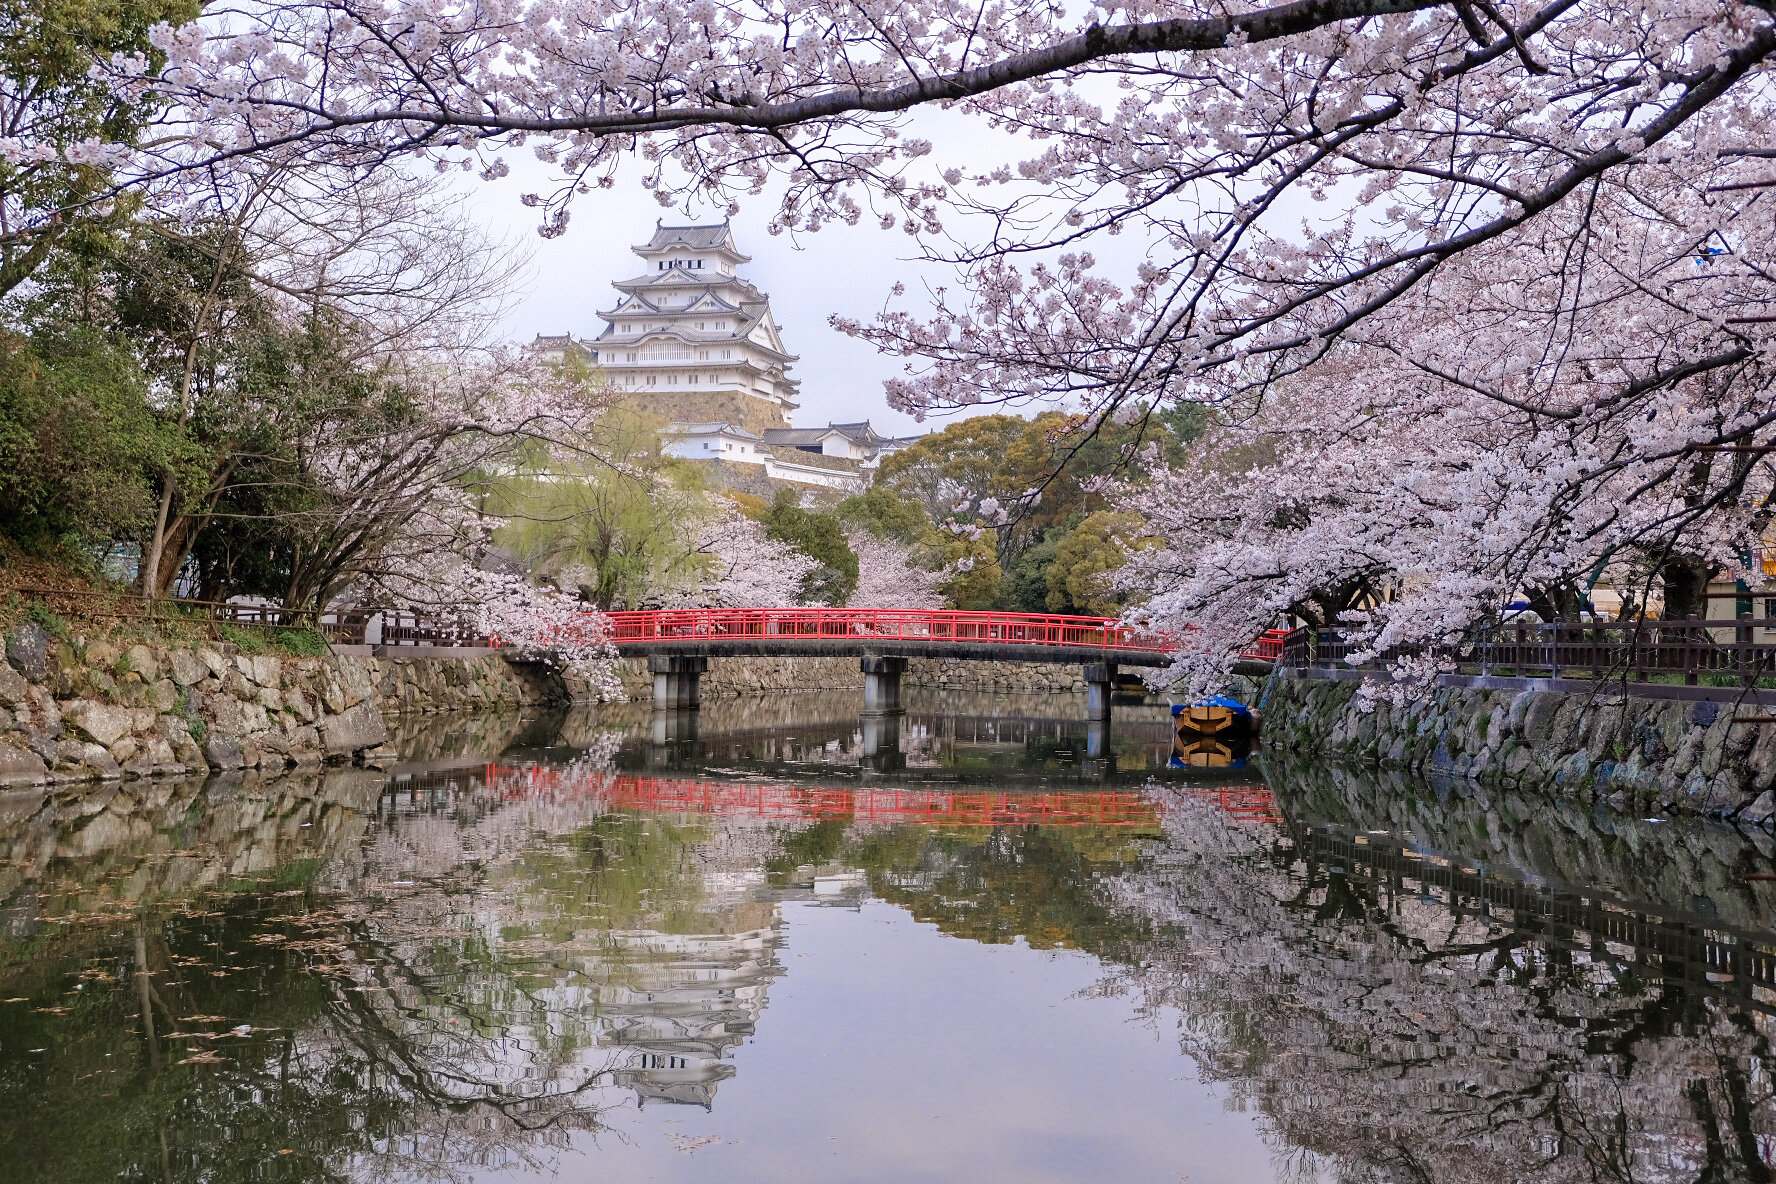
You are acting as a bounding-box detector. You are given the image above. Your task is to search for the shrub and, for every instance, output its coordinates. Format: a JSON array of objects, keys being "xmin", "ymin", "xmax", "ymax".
[
  {"xmin": 277, "ymin": 629, "xmax": 328, "ymax": 658},
  {"xmin": 214, "ymin": 622, "xmax": 267, "ymax": 654},
  {"xmin": 24, "ymin": 602, "xmax": 68, "ymax": 640}
]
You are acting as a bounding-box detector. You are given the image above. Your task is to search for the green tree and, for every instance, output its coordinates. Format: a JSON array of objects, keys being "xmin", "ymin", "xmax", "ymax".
[
  {"xmin": 0, "ymin": 0, "xmax": 197, "ymax": 296},
  {"xmin": 0, "ymin": 327, "xmax": 201, "ymax": 550},
  {"xmin": 496, "ymin": 411, "xmax": 715, "ymax": 609},
  {"xmin": 1001, "ymin": 527, "xmax": 1063, "ymax": 613},
  {"xmin": 876, "ymin": 406, "xmax": 1208, "ymax": 575},
  {"xmin": 762, "ymin": 488, "xmax": 858, "ymax": 605},
  {"xmin": 1046, "ymin": 510, "xmax": 1155, "ymax": 616},
  {"xmin": 835, "ymin": 485, "xmax": 930, "ymax": 544},
  {"xmin": 932, "ymin": 526, "xmax": 1001, "ymax": 609}
]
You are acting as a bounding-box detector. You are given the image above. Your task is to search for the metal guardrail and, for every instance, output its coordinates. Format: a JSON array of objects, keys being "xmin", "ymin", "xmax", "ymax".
[
  {"xmin": 8, "ymin": 586, "xmax": 377, "ymax": 643},
  {"xmin": 6, "ymin": 588, "xmax": 488, "ymax": 648},
  {"xmin": 1278, "ymin": 617, "xmax": 1776, "ymax": 685}
]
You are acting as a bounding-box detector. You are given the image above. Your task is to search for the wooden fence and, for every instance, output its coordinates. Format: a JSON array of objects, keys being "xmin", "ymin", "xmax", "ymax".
[{"xmin": 7, "ymin": 588, "xmax": 484, "ymax": 648}]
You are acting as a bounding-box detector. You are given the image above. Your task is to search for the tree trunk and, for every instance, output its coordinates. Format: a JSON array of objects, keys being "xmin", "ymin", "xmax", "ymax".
[{"xmin": 1661, "ymin": 556, "xmax": 1713, "ymax": 621}]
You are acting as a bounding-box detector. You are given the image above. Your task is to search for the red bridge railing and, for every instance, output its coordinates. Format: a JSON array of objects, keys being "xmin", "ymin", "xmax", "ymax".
[
  {"xmin": 602, "ymin": 609, "xmax": 1291, "ymax": 661},
  {"xmin": 601, "ymin": 607, "xmax": 1175, "ymax": 653}
]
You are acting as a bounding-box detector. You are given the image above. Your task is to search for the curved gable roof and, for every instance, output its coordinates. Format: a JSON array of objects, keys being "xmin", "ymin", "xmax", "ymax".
[{"xmin": 632, "ymin": 221, "xmax": 751, "ymax": 262}]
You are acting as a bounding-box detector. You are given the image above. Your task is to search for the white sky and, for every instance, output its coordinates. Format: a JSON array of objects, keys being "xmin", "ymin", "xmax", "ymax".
[
  {"xmin": 463, "ymin": 98, "xmax": 1325, "ymax": 437},
  {"xmin": 469, "ymin": 156, "xmax": 971, "ymax": 437},
  {"xmin": 465, "ymin": 101, "xmax": 1176, "ymax": 437}
]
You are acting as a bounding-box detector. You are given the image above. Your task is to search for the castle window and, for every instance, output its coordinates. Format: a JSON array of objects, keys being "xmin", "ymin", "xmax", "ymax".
[{"xmin": 721, "ymin": 349, "xmax": 731, "ymax": 359}]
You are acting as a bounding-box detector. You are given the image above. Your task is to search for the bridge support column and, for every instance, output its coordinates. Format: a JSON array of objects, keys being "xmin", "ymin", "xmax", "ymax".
[
  {"xmin": 647, "ymin": 707, "xmax": 701, "ymax": 769},
  {"xmin": 861, "ymin": 654, "xmax": 908, "ymax": 713},
  {"xmin": 1083, "ymin": 719, "xmax": 1115, "ymax": 779},
  {"xmin": 1083, "ymin": 661, "xmax": 1118, "ymax": 721},
  {"xmin": 649, "ymin": 654, "xmax": 707, "ymax": 709},
  {"xmin": 858, "ymin": 710, "xmax": 906, "ymax": 773}
]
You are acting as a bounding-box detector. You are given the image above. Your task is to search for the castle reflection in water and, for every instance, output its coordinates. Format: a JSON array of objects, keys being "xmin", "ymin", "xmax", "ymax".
[{"xmin": 5, "ymin": 691, "xmax": 1776, "ymax": 1184}]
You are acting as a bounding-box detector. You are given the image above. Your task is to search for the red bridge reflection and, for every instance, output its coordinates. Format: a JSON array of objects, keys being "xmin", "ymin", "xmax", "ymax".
[{"xmin": 482, "ymin": 764, "xmax": 1280, "ymax": 827}]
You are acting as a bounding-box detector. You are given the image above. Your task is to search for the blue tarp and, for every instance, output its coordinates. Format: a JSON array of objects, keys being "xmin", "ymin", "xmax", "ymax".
[{"xmin": 1172, "ymin": 695, "xmax": 1251, "ymax": 719}]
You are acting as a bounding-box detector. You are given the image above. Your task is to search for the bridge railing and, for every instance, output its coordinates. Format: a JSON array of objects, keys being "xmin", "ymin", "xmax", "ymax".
[
  {"xmin": 1276, "ymin": 616, "xmax": 1776, "ymax": 685},
  {"xmin": 601, "ymin": 607, "xmax": 1174, "ymax": 653}
]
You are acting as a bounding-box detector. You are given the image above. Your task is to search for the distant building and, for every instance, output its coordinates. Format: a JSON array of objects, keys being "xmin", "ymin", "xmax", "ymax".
[{"xmin": 535, "ymin": 221, "xmax": 922, "ymax": 497}]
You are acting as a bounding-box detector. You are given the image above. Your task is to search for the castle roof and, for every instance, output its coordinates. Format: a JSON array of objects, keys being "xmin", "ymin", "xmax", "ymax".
[
  {"xmin": 666, "ymin": 421, "xmax": 762, "ymax": 440},
  {"xmin": 633, "ymin": 220, "xmax": 750, "ymax": 263},
  {"xmin": 765, "ymin": 421, "xmax": 892, "ymax": 447}
]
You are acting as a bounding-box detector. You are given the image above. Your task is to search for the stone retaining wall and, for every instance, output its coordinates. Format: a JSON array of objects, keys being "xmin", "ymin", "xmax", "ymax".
[
  {"xmin": 1265, "ymin": 671, "xmax": 1776, "ymax": 822},
  {"xmin": 0, "ymin": 623, "xmax": 1088, "ymax": 788},
  {"xmin": 0, "ymin": 623, "xmax": 586, "ymax": 788},
  {"xmin": 607, "ymin": 654, "xmax": 1085, "ymax": 698}
]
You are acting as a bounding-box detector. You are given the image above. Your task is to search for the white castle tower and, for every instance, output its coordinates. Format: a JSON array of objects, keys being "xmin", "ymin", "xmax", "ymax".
[
  {"xmin": 590, "ymin": 221, "xmax": 799, "ymax": 434},
  {"xmin": 531, "ymin": 220, "xmax": 922, "ymax": 493}
]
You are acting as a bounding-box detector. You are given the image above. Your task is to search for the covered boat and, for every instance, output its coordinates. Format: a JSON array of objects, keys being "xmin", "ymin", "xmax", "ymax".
[{"xmin": 1172, "ymin": 695, "xmax": 1261, "ymax": 741}]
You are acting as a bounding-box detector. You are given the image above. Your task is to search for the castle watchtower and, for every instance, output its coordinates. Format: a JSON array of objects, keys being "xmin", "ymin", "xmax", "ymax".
[{"xmin": 593, "ymin": 221, "xmax": 800, "ymax": 435}]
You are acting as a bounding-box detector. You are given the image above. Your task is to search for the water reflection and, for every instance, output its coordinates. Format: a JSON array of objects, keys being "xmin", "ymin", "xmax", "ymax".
[{"xmin": 0, "ymin": 694, "xmax": 1773, "ymax": 1182}]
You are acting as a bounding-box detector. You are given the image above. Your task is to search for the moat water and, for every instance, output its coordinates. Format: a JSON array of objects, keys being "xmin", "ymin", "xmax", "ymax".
[{"xmin": 3, "ymin": 688, "xmax": 1776, "ymax": 1182}]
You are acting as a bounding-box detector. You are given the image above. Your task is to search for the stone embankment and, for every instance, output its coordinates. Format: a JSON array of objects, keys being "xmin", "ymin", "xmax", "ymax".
[
  {"xmin": 607, "ymin": 655, "xmax": 1085, "ymax": 697},
  {"xmin": 1266, "ymin": 670, "xmax": 1776, "ymax": 822},
  {"xmin": 0, "ymin": 624, "xmax": 1091, "ymax": 788},
  {"xmin": 0, "ymin": 622, "xmax": 572, "ymax": 788}
]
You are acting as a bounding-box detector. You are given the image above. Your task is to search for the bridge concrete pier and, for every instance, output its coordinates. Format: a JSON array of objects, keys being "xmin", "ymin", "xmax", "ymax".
[
  {"xmin": 647, "ymin": 707, "xmax": 701, "ymax": 769},
  {"xmin": 861, "ymin": 654, "xmax": 909, "ymax": 712},
  {"xmin": 649, "ymin": 654, "xmax": 708, "ymax": 709},
  {"xmin": 858, "ymin": 711, "xmax": 906, "ymax": 773},
  {"xmin": 650, "ymin": 706, "xmax": 701, "ymax": 745},
  {"xmin": 1083, "ymin": 662, "xmax": 1118, "ymax": 721},
  {"xmin": 1083, "ymin": 719, "xmax": 1115, "ymax": 778}
]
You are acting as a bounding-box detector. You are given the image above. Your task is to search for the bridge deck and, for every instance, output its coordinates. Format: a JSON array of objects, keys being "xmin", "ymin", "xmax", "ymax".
[
  {"xmin": 600, "ymin": 608, "xmax": 1285, "ymax": 668},
  {"xmin": 608, "ymin": 635, "xmax": 1171, "ymax": 666}
]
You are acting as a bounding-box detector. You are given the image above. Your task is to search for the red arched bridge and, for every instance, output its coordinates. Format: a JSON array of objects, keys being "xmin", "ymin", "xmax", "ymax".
[
  {"xmin": 592, "ymin": 608, "xmax": 1286, "ymax": 715},
  {"xmin": 600, "ymin": 608, "xmax": 1244, "ymax": 665}
]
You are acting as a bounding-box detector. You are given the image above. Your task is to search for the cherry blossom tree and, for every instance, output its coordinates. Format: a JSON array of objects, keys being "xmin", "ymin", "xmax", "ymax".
[
  {"xmin": 32, "ymin": 0, "xmax": 1776, "ymax": 673},
  {"xmin": 1112, "ymin": 205, "xmax": 1776, "ymax": 694},
  {"xmin": 661, "ymin": 497, "xmax": 819, "ymax": 607},
  {"xmin": 847, "ymin": 529, "xmax": 944, "ymax": 609}
]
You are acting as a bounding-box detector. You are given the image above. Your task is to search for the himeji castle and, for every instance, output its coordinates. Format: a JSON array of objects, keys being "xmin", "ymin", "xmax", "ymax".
[{"xmin": 534, "ymin": 221, "xmax": 919, "ymax": 496}]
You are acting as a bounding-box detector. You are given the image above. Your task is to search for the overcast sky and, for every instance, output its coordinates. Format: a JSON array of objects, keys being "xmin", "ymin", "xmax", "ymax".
[
  {"xmin": 461, "ymin": 96, "xmax": 1188, "ymax": 439},
  {"xmin": 469, "ymin": 157, "xmax": 972, "ymax": 437}
]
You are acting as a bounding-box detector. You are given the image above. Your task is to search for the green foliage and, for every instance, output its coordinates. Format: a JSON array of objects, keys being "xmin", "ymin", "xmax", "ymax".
[
  {"xmin": 876, "ymin": 406, "xmax": 1205, "ymax": 563},
  {"xmin": 1001, "ymin": 528, "xmax": 1063, "ymax": 613},
  {"xmin": 174, "ymin": 688, "xmax": 207, "ymax": 743},
  {"xmin": 1046, "ymin": 511, "xmax": 1155, "ymax": 616},
  {"xmin": 277, "ymin": 629, "xmax": 329, "ymax": 658},
  {"xmin": 0, "ymin": 0, "xmax": 199, "ymax": 296},
  {"xmin": 494, "ymin": 411, "xmax": 712, "ymax": 609},
  {"xmin": 762, "ymin": 488, "xmax": 858, "ymax": 605},
  {"xmin": 835, "ymin": 485, "xmax": 931, "ymax": 544},
  {"xmin": 932, "ymin": 528, "xmax": 1002, "ymax": 609},
  {"xmin": 0, "ymin": 328, "xmax": 203, "ymax": 549},
  {"xmin": 25, "ymin": 603, "xmax": 69, "ymax": 640},
  {"xmin": 213, "ymin": 622, "xmax": 267, "ymax": 654},
  {"xmin": 874, "ymin": 408, "xmax": 1207, "ymax": 613}
]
